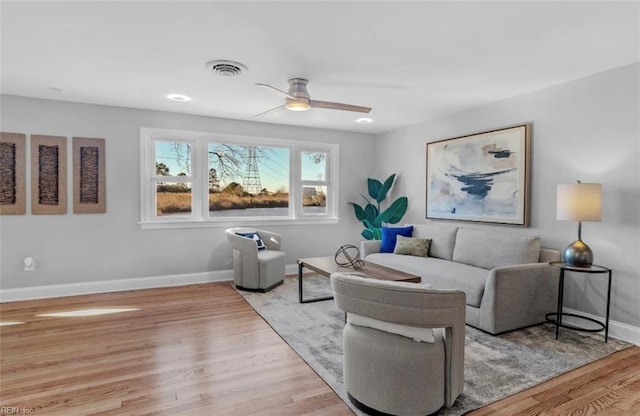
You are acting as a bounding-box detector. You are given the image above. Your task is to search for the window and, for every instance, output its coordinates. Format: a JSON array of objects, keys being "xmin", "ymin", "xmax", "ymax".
[
  {"xmin": 140, "ymin": 128, "xmax": 338, "ymax": 228},
  {"xmin": 207, "ymin": 143, "xmax": 290, "ymax": 218},
  {"xmin": 154, "ymin": 140, "xmax": 193, "ymax": 217},
  {"xmin": 301, "ymin": 150, "xmax": 329, "ymax": 215}
]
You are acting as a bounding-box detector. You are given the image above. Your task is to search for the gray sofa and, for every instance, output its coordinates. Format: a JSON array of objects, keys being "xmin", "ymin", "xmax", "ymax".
[{"xmin": 361, "ymin": 223, "xmax": 560, "ymax": 334}]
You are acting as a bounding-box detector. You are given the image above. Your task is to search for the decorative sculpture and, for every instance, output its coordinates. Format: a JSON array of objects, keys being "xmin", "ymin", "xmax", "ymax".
[{"xmin": 334, "ymin": 244, "xmax": 365, "ymax": 270}]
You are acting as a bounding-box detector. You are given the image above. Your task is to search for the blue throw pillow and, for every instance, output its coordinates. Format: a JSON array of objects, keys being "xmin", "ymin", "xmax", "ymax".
[
  {"xmin": 236, "ymin": 232, "xmax": 266, "ymax": 250},
  {"xmin": 380, "ymin": 226, "xmax": 414, "ymax": 253}
]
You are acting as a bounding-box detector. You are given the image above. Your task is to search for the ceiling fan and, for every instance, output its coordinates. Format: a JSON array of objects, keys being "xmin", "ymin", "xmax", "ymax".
[{"xmin": 255, "ymin": 78, "xmax": 371, "ymax": 117}]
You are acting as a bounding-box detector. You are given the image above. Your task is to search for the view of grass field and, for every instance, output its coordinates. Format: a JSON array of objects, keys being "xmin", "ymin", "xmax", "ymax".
[{"xmin": 156, "ymin": 189, "xmax": 325, "ymax": 215}]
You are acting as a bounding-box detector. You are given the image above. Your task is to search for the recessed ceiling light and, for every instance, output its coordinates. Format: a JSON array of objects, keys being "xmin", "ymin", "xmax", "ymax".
[
  {"xmin": 356, "ymin": 117, "xmax": 373, "ymax": 124},
  {"xmin": 167, "ymin": 93, "xmax": 191, "ymax": 102}
]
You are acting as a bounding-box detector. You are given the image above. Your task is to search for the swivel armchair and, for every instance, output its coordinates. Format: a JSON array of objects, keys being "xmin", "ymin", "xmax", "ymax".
[
  {"xmin": 225, "ymin": 227, "xmax": 286, "ymax": 292},
  {"xmin": 331, "ymin": 272, "xmax": 466, "ymax": 416}
]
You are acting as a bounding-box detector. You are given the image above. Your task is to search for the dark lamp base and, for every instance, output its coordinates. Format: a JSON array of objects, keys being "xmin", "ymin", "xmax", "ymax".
[{"xmin": 563, "ymin": 239, "xmax": 594, "ymax": 268}]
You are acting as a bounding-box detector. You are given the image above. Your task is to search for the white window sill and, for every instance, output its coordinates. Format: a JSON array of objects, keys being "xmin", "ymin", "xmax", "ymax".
[{"xmin": 139, "ymin": 217, "xmax": 341, "ymax": 229}]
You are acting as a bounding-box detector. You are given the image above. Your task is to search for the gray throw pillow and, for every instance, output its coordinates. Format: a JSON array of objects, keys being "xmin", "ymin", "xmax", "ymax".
[{"xmin": 393, "ymin": 235, "xmax": 431, "ymax": 257}]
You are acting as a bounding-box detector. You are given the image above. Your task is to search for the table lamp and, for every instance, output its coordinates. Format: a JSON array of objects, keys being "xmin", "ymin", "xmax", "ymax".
[{"xmin": 556, "ymin": 181, "xmax": 602, "ymax": 267}]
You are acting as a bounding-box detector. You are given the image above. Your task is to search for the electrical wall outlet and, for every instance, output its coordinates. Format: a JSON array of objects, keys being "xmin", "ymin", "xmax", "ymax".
[{"xmin": 24, "ymin": 257, "xmax": 35, "ymax": 272}]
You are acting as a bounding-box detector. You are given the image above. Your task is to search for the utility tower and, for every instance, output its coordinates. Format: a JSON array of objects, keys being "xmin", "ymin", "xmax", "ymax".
[{"xmin": 242, "ymin": 146, "xmax": 262, "ymax": 195}]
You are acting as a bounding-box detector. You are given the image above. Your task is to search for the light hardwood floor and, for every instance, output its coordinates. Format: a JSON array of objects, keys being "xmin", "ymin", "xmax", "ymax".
[
  {"xmin": 0, "ymin": 283, "xmax": 352, "ymax": 415},
  {"xmin": 1, "ymin": 282, "xmax": 638, "ymax": 415}
]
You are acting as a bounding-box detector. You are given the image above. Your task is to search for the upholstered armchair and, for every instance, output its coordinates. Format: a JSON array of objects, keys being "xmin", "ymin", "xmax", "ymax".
[
  {"xmin": 225, "ymin": 228, "xmax": 286, "ymax": 292},
  {"xmin": 331, "ymin": 272, "xmax": 466, "ymax": 416}
]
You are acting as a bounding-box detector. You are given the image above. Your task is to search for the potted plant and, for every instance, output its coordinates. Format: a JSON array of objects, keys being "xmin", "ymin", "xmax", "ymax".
[{"xmin": 349, "ymin": 173, "xmax": 408, "ymax": 240}]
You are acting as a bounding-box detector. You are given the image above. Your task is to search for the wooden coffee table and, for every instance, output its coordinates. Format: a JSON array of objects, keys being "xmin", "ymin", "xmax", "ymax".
[{"xmin": 297, "ymin": 256, "xmax": 421, "ymax": 303}]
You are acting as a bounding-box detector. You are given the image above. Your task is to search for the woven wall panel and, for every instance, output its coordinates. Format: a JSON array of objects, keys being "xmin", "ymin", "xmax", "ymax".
[
  {"xmin": 31, "ymin": 135, "xmax": 67, "ymax": 214},
  {"xmin": 73, "ymin": 137, "xmax": 106, "ymax": 213},
  {"xmin": 0, "ymin": 132, "xmax": 26, "ymax": 215}
]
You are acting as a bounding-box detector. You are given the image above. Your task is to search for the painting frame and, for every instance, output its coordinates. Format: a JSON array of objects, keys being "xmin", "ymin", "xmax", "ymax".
[
  {"xmin": 31, "ymin": 134, "xmax": 68, "ymax": 215},
  {"xmin": 0, "ymin": 132, "xmax": 27, "ymax": 215},
  {"xmin": 426, "ymin": 123, "xmax": 531, "ymax": 227},
  {"xmin": 73, "ymin": 137, "xmax": 106, "ymax": 213}
]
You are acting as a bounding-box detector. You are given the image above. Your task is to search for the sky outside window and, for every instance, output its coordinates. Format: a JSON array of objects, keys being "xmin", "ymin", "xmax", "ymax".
[
  {"xmin": 155, "ymin": 141, "xmax": 191, "ymax": 176},
  {"xmin": 302, "ymin": 151, "xmax": 326, "ymax": 182},
  {"xmin": 157, "ymin": 142, "xmax": 326, "ymax": 193}
]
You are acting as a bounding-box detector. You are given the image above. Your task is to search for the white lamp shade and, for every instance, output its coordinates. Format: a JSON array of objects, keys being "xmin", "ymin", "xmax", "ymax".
[{"xmin": 556, "ymin": 183, "xmax": 602, "ymax": 222}]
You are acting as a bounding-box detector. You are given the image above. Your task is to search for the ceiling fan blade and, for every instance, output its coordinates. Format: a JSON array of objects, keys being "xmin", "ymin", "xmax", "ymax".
[
  {"xmin": 255, "ymin": 105, "xmax": 285, "ymax": 117},
  {"xmin": 309, "ymin": 100, "xmax": 371, "ymax": 113},
  {"xmin": 256, "ymin": 83, "xmax": 295, "ymax": 99}
]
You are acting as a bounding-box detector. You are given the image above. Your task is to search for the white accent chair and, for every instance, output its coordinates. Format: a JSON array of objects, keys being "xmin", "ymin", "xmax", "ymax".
[
  {"xmin": 331, "ymin": 272, "xmax": 466, "ymax": 416},
  {"xmin": 225, "ymin": 228, "xmax": 286, "ymax": 292}
]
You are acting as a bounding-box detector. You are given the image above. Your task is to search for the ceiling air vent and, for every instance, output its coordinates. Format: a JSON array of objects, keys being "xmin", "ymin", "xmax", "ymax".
[{"xmin": 206, "ymin": 60, "xmax": 247, "ymax": 77}]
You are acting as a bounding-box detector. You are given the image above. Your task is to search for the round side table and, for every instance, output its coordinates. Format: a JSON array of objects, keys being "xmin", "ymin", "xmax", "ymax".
[{"xmin": 546, "ymin": 261, "xmax": 612, "ymax": 342}]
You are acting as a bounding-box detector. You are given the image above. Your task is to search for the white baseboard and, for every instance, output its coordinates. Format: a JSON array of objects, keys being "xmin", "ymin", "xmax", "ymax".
[
  {"xmin": 0, "ymin": 264, "xmax": 303, "ymax": 303},
  {"xmin": 563, "ymin": 307, "xmax": 640, "ymax": 346},
  {"xmin": 285, "ymin": 264, "xmax": 300, "ymax": 275},
  {"xmin": 0, "ymin": 270, "xmax": 234, "ymax": 302}
]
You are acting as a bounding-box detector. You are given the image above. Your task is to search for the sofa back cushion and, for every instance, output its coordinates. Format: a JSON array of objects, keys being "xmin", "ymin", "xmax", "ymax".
[
  {"xmin": 452, "ymin": 228, "xmax": 541, "ymax": 270},
  {"xmin": 410, "ymin": 223, "xmax": 458, "ymax": 260}
]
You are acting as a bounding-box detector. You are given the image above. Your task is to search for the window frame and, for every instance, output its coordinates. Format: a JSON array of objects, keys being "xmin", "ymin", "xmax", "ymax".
[
  {"xmin": 140, "ymin": 128, "xmax": 339, "ymax": 229},
  {"xmin": 151, "ymin": 137, "xmax": 198, "ymax": 220},
  {"xmin": 297, "ymin": 148, "xmax": 334, "ymax": 218}
]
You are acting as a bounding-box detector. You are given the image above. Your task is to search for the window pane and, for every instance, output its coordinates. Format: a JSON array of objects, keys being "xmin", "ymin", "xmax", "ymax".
[
  {"xmin": 208, "ymin": 143, "xmax": 290, "ymax": 217},
  {"xmin": 303, "ymin": 185, "xmax": 327, "ymax": 214},
  {"xmin": 156, "ymin": 182, "xmax": 192, "ymax": 216},
  {"xmin": 155, "ymin": 141, "xmax": 191, "ymax": 176},
  {"xmin": 302, "ymin": 151, "xmax": 326, "ymax": 181}
]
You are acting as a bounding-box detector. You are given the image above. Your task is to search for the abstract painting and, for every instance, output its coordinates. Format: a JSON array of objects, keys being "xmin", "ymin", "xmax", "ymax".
[
  {"xmin": 0, "ymin": 132, "xmax": 26, "ymax": 215},
  {"xmin": 31, "ymin": 135, "xmax": 67, "ymax": 214},
  {"xmin": 73, "ymin": 137, "xmax": 106, "ymax": 213},
  {"xmin": 426, "ymin": 124, "xmax": 531, "ymax": 226}
]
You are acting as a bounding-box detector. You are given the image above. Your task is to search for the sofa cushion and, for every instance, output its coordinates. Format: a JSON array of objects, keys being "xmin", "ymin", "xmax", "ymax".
[
  {"xmin": 452, "ymin": 228, "xmax": 541, "ymax": 270},
  {"xmin": 409, "ymin": 223, "xmax": 458, "ymax": 260},
  {"xmin": 366, "ymin": 253, "xmax": 487, "ymax": 307},
  {"xmin": 393, "ymin": 235, "xmax": 431, "ymax": 257},
  {"xmin": 380, "ymin": 225, "xmax": 414, "ymax": 253}
]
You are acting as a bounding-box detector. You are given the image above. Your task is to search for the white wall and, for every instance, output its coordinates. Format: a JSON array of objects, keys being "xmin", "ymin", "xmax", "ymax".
[
  {"xmin": 0, "ymin": 96, "xmax": 374, "ymax": 293},
  {"xmin": 376, "ymin": 62, "xmax": 640, "ymax": 329}
]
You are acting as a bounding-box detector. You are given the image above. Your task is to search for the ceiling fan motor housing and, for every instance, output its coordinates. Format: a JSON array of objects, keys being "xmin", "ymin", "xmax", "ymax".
[
  {"xmin": 287, "ymin": 78, "xmax": 310, "ymax": 99},
  {"xmin": 285, "ymin": 78, "xmax": 311, "ymax": 111}
]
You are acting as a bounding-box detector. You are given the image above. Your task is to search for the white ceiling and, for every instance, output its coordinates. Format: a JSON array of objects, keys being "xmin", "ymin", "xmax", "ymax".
[{"xmin": 1, "ymin": 1, "xmax": 638, "ymax": 134}]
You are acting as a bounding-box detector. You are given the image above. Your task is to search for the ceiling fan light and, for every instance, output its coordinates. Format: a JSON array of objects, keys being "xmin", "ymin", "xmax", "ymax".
[{"xmin": 285, "ymin": 99, "xmax": 310, "ymax": 111}]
